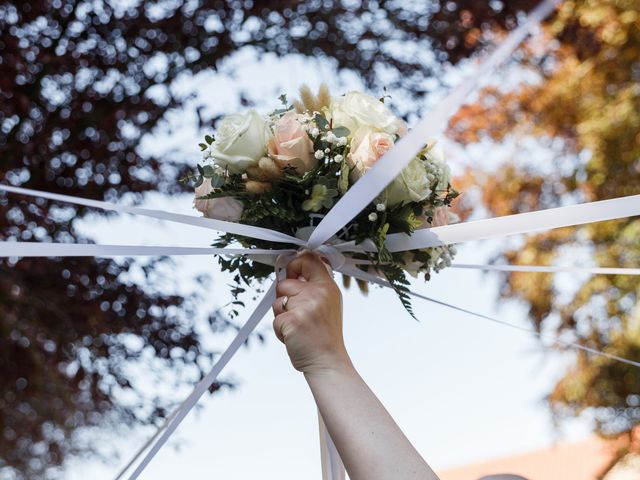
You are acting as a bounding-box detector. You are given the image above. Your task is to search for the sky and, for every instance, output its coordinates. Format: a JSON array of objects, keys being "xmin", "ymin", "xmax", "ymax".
[{"xmin": 63, "ymin": 50, "xmax": 595, "ymax": 479}]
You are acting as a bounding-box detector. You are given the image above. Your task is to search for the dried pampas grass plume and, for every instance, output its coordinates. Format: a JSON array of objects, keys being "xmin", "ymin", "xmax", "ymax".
[
  {"xmin": 247, "ymin": 157, "xmax": 282, "ymax": 182},
  {"xmin": 245, "ymin": 180, "xmax": 272, "ymax": 194},
  {"xmin": 341, "ymin": 274, "xmax": 370, "ymax": 296},
  {"xmin": 294, "ymin": 83, "xmax": 332, "ymax": 114},
  {"xmin": 355, "ymin": 278, "xmax": 369, "ymax": 296}
]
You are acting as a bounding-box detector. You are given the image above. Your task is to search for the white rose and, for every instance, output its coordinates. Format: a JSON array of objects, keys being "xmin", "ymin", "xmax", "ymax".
[
  {"xmin": 194, "ymin": 181, "xmax": 244, "ymax": 221},
  {"xmin": 328, "ymin": 91, "xmax": 401, "ymax": 135},
  {"xmin": 384, "ymin": 157, "xmax": 432, "ymax": 206},
  {"xmin": 424, "ymin": 143, "xmax": 450, "ymax": 190},
  {"xmin": 209, "ymin": 110, "xmax": 272, "ymax": 174}
]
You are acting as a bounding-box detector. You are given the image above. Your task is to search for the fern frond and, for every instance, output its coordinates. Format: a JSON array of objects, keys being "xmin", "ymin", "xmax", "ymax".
[{"xmin": 380, "ymin": 264, "xmax": 416, "ymax": 319}]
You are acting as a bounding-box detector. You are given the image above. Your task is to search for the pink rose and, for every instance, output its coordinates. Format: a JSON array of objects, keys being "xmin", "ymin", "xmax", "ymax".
[
  {"xmin": 194, "ymin": 181, "xmax": 244, "ymax": 221},
  {"xmin": 347, "ymin": 126, "xmax": 395, "ymax": 180},
  {"xmin": 417, "ymin": 206, "xmax": 450, "ymax": 229},
  {"xmin": 431, "ymin": 206, "xmax": 449, "ymax": 227},
  {"xmin": 267, "ymin": 112, "xmax": 316, "ymax": 174}
]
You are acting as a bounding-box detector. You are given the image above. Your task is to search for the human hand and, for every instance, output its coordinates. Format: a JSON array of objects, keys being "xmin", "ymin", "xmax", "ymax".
[{"xmin": 272, "ymin": 252, "xmax": 350, "ymax": 374}]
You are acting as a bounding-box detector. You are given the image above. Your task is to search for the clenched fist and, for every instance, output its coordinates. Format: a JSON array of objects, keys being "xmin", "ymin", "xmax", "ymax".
[{"xmin": 272, "ymin": 252, "xmax": 350, "ymax": 374}]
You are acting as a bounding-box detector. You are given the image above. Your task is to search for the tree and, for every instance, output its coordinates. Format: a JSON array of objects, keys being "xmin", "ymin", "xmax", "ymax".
[
  {"xmin": 0, "ymin": 0, "xmax": 573, "ymax": 477},
  {"xmin": 449, "ymin": 0, "xmax": 640, "ymax": 462}
]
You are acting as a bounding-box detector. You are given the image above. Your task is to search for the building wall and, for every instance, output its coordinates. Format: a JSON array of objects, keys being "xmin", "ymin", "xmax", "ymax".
[{"xmin": 438, "ymin": 437, "xmax": 622, "ymax": 480}]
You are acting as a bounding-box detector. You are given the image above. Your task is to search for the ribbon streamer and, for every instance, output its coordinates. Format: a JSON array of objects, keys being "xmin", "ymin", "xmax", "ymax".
[
  {"xmin": 0, "ymin": 185, "xmax": 304, "ymax": 246},
  {"xmin": 0, "ymin": 242, "xmax": 295, "ymax": 258},
  {"xmin": 3, "ymin": 189, "xmax": 638, "ymax": 259},
  {"xmin": 385, "ymin": 195, "xmax": 640, "ymax": 252},
  {"xmin": 307, "ymin": 0, "xmax": 561, "ymax": 249},
  {"xmin": 337, "ymin": 264, "xmax": 640, "ymax": 369},
  {"xmin": 125, "ymin": 280, "xmax": 278, "ymax": 480},
  {"xmin": 451, "ymin": 264, "xmax": 640, "ymax": 275},
  {"xmin": 3, "ymin": 243, "xmax": 640, "ymax": 278}
]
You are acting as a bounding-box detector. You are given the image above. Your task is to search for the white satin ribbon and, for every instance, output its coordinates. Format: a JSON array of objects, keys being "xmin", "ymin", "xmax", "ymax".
[
  {"xmin": 0, "ymin": 185, "xmax": 304, "ymax": 246},
  {"xmin": 451, "ymin": 264, "xmax": 640, "ymax": 275},
  {"xmin": 307, "ymin": 0, "xmax": 561, "ymax": 249},
  {"xmin": 319, "ymin": 413, "xmax": 345, "ymax": 480},
  {"xmin": 0, "ymin": 242, "xmax": 296, "ymax": 258},
  {"xmin": 125, "ymin": 280, "xmax": 278, "ymax": 480},
  {"xmin": 385, "ymin": 194, "xmax": 640, "ymax": 252},
  {"xmin": 336, "ymin": 264, "xmax": 640, "ymax": 369},
  {"xmin": 4, "ymin": 193, "xmax": 638, "ymax": 260}
]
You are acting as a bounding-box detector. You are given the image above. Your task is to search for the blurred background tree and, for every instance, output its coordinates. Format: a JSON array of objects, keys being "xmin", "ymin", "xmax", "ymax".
[
  {"xmin": 2, "ymin": 0, "xmax": 637, "ymax": 477},
  {"xmin": 449, "ymin": 0, "xmax": 640, "ymax": 463}
]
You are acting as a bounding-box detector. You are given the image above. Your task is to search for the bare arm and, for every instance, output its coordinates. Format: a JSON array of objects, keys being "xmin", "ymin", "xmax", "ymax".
[{"xmin": 272, "ymin": 252, "xmax": 439, "ymax": 480}]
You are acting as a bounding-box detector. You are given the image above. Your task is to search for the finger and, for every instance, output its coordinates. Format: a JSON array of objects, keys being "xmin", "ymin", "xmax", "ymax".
[
  {"xmin": 272, "ymin": 297, "xmax": 284, "ymax": 316},
  {"xmin": 276, "ymin": 278, "xmax": 305, "ymax": 297},
  {"xmin": 273, "ymin": 294, "xmax": 296, "ymax": 316},
  {"xmin": 286, "ymin": 252, "xmax": 332, "ymax": 282},
  {"xmin": 272, "ymin": 312, "xmax": 294, "ymax": 344},
  {"xmin": 272, "ymin": 315, "xmax": 284, "ymax": 343}
]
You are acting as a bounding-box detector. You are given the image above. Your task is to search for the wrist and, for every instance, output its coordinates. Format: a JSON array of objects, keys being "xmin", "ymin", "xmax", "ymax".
[{"xmin": 302, "ymin": 350, "xmax": 355, "ymax": 377}]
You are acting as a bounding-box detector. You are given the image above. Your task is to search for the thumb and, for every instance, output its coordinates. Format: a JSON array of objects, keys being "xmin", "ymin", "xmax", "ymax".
[{"xmin": 286, "ymin": 252, "xmax": 332, "ymax": 282}]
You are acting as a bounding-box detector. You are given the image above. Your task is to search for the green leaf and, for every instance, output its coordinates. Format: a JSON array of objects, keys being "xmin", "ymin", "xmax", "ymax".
[
  {"xmin": 202, "ymin": 165, "xmax": 215, "ymax": 177},
  {"xmin": 194, "ymin": 176, "xmax": 204, "ymax": 187},
  {"xmin": 279, "ymin": 93, "xmax": 287, "ymax": 105},
  {"xmin": 330, "ymin": 126, "xmax": 350, "ymax": 138},
  {"xmin": 272, "ymin": 106, "xmax": 294, "ymax": 115},
  {"xmin": 199, "ymin": 143, "xmax": 207, "ymax": 151},
  {"xmin": 338, "ymin": 161, "xmax": 349, "ymax": 194},
  {"xmin": 314, "ymin": 112, "xmax": 329, "ymax": 130},
  {"xmin": 205, "ymin": 134, "xmax": 214, "ymax": 145},
  {"xmin": 380, "ymin": 264, "xmax": 416, "ymax": 320},
  {"xmin": 210, "ymin": 175, "xmax": 225, "ymax": 188},
  {"xmin": 197, "ymin": 164, "xmax": 204, "ymax": 176}
]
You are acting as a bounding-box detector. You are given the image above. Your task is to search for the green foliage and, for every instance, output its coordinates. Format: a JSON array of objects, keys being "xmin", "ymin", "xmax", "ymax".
[
  {"xmin": 314, "ymin": 112, "xmax": 330, "ymax": 130},
  {"xmin": 330, "ymin": 126, "xmax": 350, "ymax": 137},
  {"xmin": 302, "ymin": 178, "xmax": 339, "ymax": 212},
  {"xmin": 380, "ymin": 264, "xmax": 416, "ymax": 319}
]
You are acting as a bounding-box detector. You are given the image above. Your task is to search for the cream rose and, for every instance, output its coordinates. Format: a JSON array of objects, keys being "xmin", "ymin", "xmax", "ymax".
[
  {"xmin": 394, "ymin": 118, "xmax": 408, "ymax": 137},
  {"xmin": 347, "ymin": 126, "xmax": 395, "ymax": 180},
  {"xmin": 328, "ymin": 91, "xmax": 402, "ymax": 135},
  {"xmin": 194, "ymin": 181, "xmax": 244, "ymax": 221},
  {"xmin": 384, "ymin": 157, "xmax": 432, "ymax": 206},
  {"xmin": 267, "ymin": 112, "xmax": 316, "ymax": 174},
  {"xmin": 208, "ymin": 110, "xmax": 272, "ymax": 174},
  {"xmin": 425, "ymin": 143, "xmax": 450, "ymax": 190}
]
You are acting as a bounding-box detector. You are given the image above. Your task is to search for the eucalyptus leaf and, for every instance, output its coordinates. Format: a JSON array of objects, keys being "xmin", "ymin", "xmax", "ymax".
[
  {"xmin": 331, "ymin": 126, "xmax": 350, "ymax": 138},
  {"xmin": 210, "ymin": 175, "xmax": 225, "ymax": 188},
  {"xmin": 314, "ymin": 113, "xmax": 329, "ymax": 130}
]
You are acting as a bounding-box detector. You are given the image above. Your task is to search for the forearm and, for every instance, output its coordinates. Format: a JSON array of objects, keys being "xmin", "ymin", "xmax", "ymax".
[{"xmin": 304, "ymin": 358, "xmax": 439, "ymax": 480}]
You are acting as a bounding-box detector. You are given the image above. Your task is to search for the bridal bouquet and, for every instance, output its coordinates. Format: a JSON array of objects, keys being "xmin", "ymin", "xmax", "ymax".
[{"xmin": 185, "ymin": 85, "xmax": 459, "ymax": 316}]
